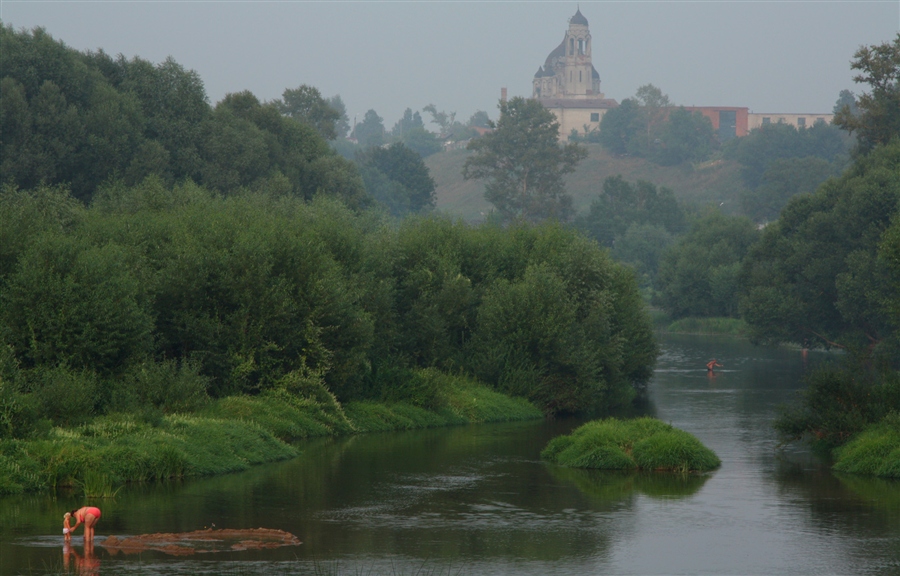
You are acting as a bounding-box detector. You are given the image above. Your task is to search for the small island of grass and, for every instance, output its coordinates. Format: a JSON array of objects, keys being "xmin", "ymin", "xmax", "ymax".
[{"xmin": 541, "ymin": 417, "xmax": 721, "ymax": 473}]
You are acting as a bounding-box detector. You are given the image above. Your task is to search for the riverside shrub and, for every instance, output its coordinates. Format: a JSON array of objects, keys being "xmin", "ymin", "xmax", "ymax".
[
  {"xmin": 833, "ymin": 413, "xmax": 900, "ymax": 477},
  {"xmin": 541, "ymin": 417, "xmax": 720, "ymax": 472}
]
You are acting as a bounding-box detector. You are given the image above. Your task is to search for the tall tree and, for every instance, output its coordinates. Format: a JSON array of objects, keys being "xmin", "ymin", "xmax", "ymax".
[
  {"xmin": 391, "ymin": 108, "xmax": 425, "ymax": 137},
  {"xmin": 354, "ymin": 109, "xmax": 385, "ymax": 148},
  {"xmin": 739, "ymin": 139, "xmax": 900, "ymax": 354},
  {"xmin": 834, "ymin": 34, "xmax": 900, "ymax": 153},
  {"xmin": 276, "ymin": 84, "xmax": 340, "ymax": 141},
  {"xmin": 326, "ymin": 95, "xmax": 351, "ymax": 139},
  {"xmin": 464, "ymin": 97, "xmax": 586, "ymax": 223}
]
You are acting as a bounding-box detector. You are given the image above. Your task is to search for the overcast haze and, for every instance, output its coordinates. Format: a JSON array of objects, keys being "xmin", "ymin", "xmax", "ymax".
[{"xmin": 2, "ymin": 1, "xmax": 898, "ymax": 127}]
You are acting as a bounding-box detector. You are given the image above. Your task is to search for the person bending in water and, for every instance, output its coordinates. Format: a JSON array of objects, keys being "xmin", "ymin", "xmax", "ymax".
[
  {"xmin": 706, "ymin": 358, "xmax": 723, "ymax": 373},
  {"xmin": 66, "ymin": 506, "xmax": 101, "ymax": 542}
]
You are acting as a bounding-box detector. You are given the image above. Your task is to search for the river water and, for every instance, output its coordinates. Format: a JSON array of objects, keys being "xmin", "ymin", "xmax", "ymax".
[{"xmin": 3, "ymin": 334, "xmax": 900, "ymax": 575}]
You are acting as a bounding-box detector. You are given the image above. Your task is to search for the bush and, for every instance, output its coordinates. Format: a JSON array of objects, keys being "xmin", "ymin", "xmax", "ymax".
[
  {"xmin": 774, "ymin": 365, "xmax": 900, "ymax": 449},
  {"xmin": 541, "ymin": 417, "xmax": 720, "ymax": 472},
  {"xmin": 113, "ymin": 359, "xmax": 210, "ymax": 414},
  {"xmin": 833, "ymin": 413, "xmax": 900, "ymax": 477}
]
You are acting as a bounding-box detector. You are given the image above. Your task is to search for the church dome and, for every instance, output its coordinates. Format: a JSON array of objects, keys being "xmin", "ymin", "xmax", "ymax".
[{"xmin": 570, "ymin": 8, "xmax": 588, "ymax": 26}]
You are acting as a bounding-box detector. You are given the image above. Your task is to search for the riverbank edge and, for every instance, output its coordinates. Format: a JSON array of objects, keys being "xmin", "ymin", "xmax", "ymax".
[{"xmin": 0, "ymin": 378, "xmax": 543, "ymax": 496}]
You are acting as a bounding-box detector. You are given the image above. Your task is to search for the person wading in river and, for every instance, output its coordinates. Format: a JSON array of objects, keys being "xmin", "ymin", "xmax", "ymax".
[
  {"xmin": 66, "ymin": 506, "xmax": 101, "ymax": 543},
  {"xmin": 706, "ymin": 358, "xmax": 723, "ymax": 374}
]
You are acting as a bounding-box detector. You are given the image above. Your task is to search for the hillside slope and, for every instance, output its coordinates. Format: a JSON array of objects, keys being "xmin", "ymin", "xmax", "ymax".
[{"xmin": 426, "ymin": 143, "xmax": 744, "ymax": 222}]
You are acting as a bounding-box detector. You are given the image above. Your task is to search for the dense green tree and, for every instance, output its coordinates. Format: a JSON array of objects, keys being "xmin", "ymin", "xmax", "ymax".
[
  {"xmin": 739, "ymin": 139, "xmax": 900, "ymax": 354},
  {"xmin": 576, "ymin": 176, "xmax": 685, "ymax": 248},
  {"xmin": 597, "ymin": 98, "xmax": 644, "ymax": 155},
  {"xmin": 360, "ymin": 142, "xmax": 436, "ymax": 215},
  {"xmin": 724, "ymin": 121, "xmax": 850, "ymax": 189},
  {"xmin": 354, "ymin": 109, "xmax": 385, "ymax": 148},
  {"xmin": 399, "ymin": 127, "xmax": 442, "ymax": 158},
  {"xmin": 656, "ymin": 211, "xmax": 758, "ymax": 318},
  {"xmin": 0, "ymin": 234, "xmax": 153, "ymax": 375},
  {"xmin": 464, "ymin": 97, "xmax": 586, "ymax": 223},
  {"xmin": 634, "ymin": 83, "xmax": 671, "ymax": 150},
  {"xmin": 833, "ymin": 89, "xmax": 859, "ymax": 117},
  {"xmin": 1, "ymin": 26, "xmax": 367, "ymax": 208},
  {"xmin": 738, "ymin": 156, "xmax": 842, "ymax": 223},
  {"xmin": 391, "ymin": 108, "xmax": 425, "ymax": 137},
  {"xmin": 326, "ymin": 95, "xmax": 351, "ymax": 140},
  {"xmin": 611, "ymin": 223, "xmax": 674, "ymax": 288},
  {"xmin": 275, "ymin": 84, "xmax": 340, "ymax": 141},
  {"xmin": 834, "ymin": 34, "xmax": 900, "ymax": 154},
  {"xmin": 468, "ymin": 110, "xmax": 491, "ymax": 128},
  {"xmin": 654, "ymin": 107, "xmax": 717, "ymax": 166}
]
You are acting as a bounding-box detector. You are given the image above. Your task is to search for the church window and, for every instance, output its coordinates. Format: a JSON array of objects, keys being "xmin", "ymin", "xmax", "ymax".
[
  {"xmin": 569, "ymin": 38, "xmax": 575, "ymax": 55},
  {"xmin": 579, "ymin": 71, "xmax": 582, "ymax": 82},
  {"xmin": 578, "ymin": 39, "xmax": 585, "ymax": 55}
]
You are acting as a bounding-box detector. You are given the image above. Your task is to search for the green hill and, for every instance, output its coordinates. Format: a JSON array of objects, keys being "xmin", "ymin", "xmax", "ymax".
[{"xmin": 426, "ymin": 143, "xmax": 744, "ymax": 222}]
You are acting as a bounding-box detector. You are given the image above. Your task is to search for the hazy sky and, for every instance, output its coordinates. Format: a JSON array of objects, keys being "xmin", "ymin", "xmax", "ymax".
[{"xmin": 2, "ymin": 1, "xmax": 898, "ymax": 128}]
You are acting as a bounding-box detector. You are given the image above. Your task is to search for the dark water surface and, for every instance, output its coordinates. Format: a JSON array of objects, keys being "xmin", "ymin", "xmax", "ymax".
[{"xmin": 4, "ymin": 334, "xmax": 900, "ymax": 574}]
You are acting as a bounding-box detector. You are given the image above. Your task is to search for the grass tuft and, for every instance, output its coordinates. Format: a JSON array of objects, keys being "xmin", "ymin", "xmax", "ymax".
[
  {"xmin": 541, "ymin": 417, "xmax": 720, "ymax": 472},
  {"xmin": 833, "ymin": 413, "xmax": 900, "ymax": 478}
]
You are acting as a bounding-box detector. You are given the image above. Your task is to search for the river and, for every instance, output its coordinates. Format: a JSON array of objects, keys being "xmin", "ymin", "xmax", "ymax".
[{"xmin": 3, "ymin": 334, "xmax": 899, "ymax": 574}]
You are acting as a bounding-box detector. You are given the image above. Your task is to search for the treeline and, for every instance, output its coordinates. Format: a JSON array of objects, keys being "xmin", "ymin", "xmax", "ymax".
[
  {"xmin": 0, "ymin": 180, "xmax": 656, "ymax": 440},
  {"xmin": 0, "ymin": 25, "xmax": 437, "ymax": 217}
]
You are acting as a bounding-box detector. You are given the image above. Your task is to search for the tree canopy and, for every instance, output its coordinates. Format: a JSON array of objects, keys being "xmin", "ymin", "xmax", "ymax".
[
  {"xmin": 739, "ymin": 139, "xmax": 900, "ymax": 356},
  {"xmin": 464, "ymin": 97, "xmax": 586, "ymax": 223},
  {"xmin": 834, "ymin": 34, "xmax": 900, "ymax": 153}
]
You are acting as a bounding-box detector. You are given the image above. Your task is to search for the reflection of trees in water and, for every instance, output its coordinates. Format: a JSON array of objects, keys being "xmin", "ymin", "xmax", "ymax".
[
  {"xmin": 773, "ymin": 461, "xmax": 900, "ymax": 541},
  {"xmin": 548, "ymin": 467, "xmax": 711, "ymax": 506}
]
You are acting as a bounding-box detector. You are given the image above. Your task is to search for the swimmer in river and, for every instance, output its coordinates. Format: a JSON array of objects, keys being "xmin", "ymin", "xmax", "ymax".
[
  {"xmin": 67, "ymin": 506, "xmax": 102, "ymax": 543},
  {"xmin": 706, "ymin": 358, "xmax": 723, "ymax": 373}
]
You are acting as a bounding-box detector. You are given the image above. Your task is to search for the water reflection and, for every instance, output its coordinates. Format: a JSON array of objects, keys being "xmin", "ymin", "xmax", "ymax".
[
  {"xmin": 62, "ymin": 541, "xmax": 100, "ymax": 575},
  {"xmin": 548, "ymin": 468, "xmax": 711, "ymax": 506}
]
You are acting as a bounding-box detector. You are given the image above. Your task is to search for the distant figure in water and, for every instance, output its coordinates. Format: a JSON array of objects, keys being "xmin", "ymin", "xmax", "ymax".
[
  {"xmin": 67, "ymin": 506, "xmax": 101, "ymax": 543},
  {"xmin": 706, "ymin": 358, "xmax": 723, "ymax": 373},
  {"xmin": 63, "ymin": 512, "xmax": 72, "ymax": 542}
]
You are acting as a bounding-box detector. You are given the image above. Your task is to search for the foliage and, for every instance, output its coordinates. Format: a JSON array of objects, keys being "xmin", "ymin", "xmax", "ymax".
[
  {"xmin": 0, "ymin": 374, "xmax": 540, "ymax": 495},
  {"xmin": 275, "ymin": 84, "xmax": 340, "ymax": 140},
  {"xmin": 833, "ymin": 412, "xmax": 900, "ymax": 477},
  {"xmin": 464, "ymin": 97, "xmax": 586, "ymax": 223},
  {"xmin": 596, "ymin": 98, "xmax": 644, "ymax": 155},
  {"xmin": 541, "ymin": 417, "xmax": 720, "ymax": 472},
  {"xmin": 738, "ymin": 156, "xmax": 843, "ymax": 223},
  {"xmin": 1, "ymin": 181, "xmax": 656, "ymax": 423},
  {"xmin": 724, "ymin": 121, "xmax": 850, "ymax": 190},
  {"xmin": 663, "ymin": 317, "xmax": 748, "ymax": 336},
  {"xmin": 0, "ymin": 25, "xmax": 366, "ymax": 205},
  {"xmin": 833, "ymin": 34, "xmax": 900, "ymax": 154},
  {"xmin": 596, "ymin": 86, "xmax": 716, "ymax": 166},
  {"xmin": 656, "ymin": 210, "xmax": 758, "ymax": 318},
  {"xmin": 357, "ymin": 142, "xmax": 436, "ymax": 215},
  {"xmin": 391, "ymin": 107, "xmax": 425, "ymax": 137},
  {"xmin": 354, "ymin": 109, "xmax": 385, "ymax": 148},
  {"xmin": 655, "ymin": 107, "xmax": 717, "ymax": 166},
  {"xmin": 576, "ymin": 176, "xmax": 685, "ymax": 287},
  {"xmin": 774, "ymin": 365, "xmax": 900, "ymax": 450},
  {"xmin": 326, "ymin": 95, "xmax": 351, "ymax": 140},
  {"xmin": 739, "ymin": 140, "xmax": 900, "ymax": 353}
]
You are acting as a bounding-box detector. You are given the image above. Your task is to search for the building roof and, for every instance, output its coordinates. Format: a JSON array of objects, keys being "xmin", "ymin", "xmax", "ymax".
[{"xmin": 570, "ymin": 8, "xmax": 588, "ymax": 26}]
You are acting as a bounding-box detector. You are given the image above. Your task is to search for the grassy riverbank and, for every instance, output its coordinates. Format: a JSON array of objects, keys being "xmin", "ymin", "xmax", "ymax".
[
  {"xmin": 541, "ymin": 417, "xmax": 720, "ymax": 473},
  {"xmin": 0, "ymin": 372, "xmax": 541, "ymax": 495},
  {"xmin": 649, "ymin": 310, "xmax": 748, "ymax": 337}
]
